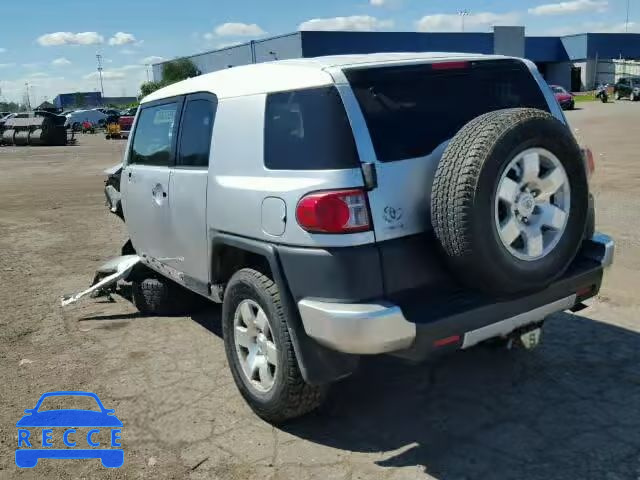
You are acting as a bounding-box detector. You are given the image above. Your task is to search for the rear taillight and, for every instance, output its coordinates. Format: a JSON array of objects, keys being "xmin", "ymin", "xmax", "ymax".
[
  {"xmin": 296, "ymin": 189, "xmax": 371, "ymax": 234},
  {"xmin": 582, "ymin": 147, "xmax": 595, "ymax": 178}
]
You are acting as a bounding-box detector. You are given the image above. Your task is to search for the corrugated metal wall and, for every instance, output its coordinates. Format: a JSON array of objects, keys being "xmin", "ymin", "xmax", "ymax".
[{"xmin": 299, "ymin": 31, "xmax": 494, "ymax": 57}]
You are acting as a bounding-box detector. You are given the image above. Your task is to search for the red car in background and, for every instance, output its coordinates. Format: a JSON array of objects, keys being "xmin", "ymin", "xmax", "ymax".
[
  {"xmin": 550, "ymin": 85, "xmax": 575, "ymax": 110},
  {"xmin": 117, "ymin": 108, "xmax": 136, "ymax": 139}
]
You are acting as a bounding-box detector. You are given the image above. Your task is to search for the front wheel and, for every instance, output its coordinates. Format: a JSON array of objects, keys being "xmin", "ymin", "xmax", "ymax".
[
  {"xmin": 630, "ymin": 92, "xmax": 637, "ymax": 102},
  {"xmin": 222, "ymin": 268, "xmax": 326, "ymax": 423},
  {"xmin": 600, "ymin": 94, "xmax": 608, "ymax": 103}
]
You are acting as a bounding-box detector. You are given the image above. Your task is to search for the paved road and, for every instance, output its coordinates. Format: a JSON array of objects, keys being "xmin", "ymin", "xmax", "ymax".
[{"xmin": 0, "ymin": 101, "xmax": 639, "ymax": 479}]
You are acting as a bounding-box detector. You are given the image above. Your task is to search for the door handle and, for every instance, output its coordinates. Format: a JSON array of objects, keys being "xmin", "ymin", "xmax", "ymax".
[{"xmin": 151, "ymin": 183, "xmax": 167, "ymax": 205}]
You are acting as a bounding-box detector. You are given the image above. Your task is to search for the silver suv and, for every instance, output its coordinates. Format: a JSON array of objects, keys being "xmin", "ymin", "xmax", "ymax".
[{"xmin": 72, "ymin": 53, "xmax": 614, "ymax": 423}]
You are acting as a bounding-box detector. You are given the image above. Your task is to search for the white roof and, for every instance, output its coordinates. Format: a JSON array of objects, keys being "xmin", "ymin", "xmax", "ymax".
[{"xmin": 142, "ymin": 52, "xmax": 508, "ymax": 103}]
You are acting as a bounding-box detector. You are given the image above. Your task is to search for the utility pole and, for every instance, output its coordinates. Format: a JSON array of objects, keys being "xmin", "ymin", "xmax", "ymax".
[
  {"xmin": 96, "ymin": 54, "xmax": 105, "ymax": 100},
  {"xmin": 24, "ymin": 82, "xmax": 31, "ymax": 111},
  {"xmin": 458, "ymin": 9, "xmax": 470, "ymax": 32},
  {"xmin": 625, "ymin": 0, "xmax": 630, "ymax": 33}
]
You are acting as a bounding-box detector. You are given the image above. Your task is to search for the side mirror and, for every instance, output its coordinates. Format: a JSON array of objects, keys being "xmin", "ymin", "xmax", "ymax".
[
  {"xmin": 105, "ymin": 409, "xmax": 115, "ymax": 415},
  {"xmin": 23, "ymin": 409, "xmax": 34, "ymax": 414}
]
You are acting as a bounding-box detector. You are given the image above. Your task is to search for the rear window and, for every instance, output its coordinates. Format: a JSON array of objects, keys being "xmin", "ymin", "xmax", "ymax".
[
  {"xmin": 346, "ymin": 60, "xmax": 550, "ymax": 162},
  {"xmin": 264, "ymin": 86, "xmax": 360, "ymax": 170}
]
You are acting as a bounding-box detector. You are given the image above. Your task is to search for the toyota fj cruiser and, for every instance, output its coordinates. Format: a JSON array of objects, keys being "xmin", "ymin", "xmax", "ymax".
[{"xmin": 68, "ymin": 53, "xmax": 614, "ymax": 423}]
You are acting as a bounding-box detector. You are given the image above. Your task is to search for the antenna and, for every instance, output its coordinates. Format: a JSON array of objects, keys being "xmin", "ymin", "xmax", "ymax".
[{"xmin": 96, "ymin": 54, "xmax": 105, "ymax": 100}]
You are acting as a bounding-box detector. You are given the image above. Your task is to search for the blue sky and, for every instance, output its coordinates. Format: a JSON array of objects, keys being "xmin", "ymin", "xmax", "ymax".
[{"xmin": 0, "ymin": 0, "xmax": 636, "ymax": 102}]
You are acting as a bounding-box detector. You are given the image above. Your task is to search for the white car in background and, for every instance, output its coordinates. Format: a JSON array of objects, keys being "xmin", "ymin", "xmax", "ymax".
[{"xmin": 65, "ymin": 109, "xmax": 108, "ymax": 130}]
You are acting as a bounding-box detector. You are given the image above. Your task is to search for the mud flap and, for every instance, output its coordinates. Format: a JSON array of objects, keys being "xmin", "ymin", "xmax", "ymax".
[{"xmin": 61, "ymin": 255, "xmax": 140, "ymax": 306}]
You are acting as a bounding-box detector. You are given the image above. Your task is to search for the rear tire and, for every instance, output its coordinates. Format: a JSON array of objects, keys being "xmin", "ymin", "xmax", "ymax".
[
  {"xmin": 431, "ymin": 108, "xmax": 588, "ymax": 295},
  {"xmin": 222, "ymin": 268, "xmax": 326, "ymax": 423},
  {"xmin": 132, "ymin": 277, "xmax": 203, "ymax": 316}
]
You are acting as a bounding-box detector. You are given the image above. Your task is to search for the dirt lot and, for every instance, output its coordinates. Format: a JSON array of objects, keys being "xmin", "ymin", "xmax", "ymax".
[{"xmin": 1, "ymin": 101, "xmax": 639, "ymax": 480}]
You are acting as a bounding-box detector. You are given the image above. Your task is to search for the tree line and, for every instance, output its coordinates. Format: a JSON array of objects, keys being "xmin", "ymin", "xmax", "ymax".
[{"xmin": 139, "ymin": 58, "xmax": 200, "ymax": 97}]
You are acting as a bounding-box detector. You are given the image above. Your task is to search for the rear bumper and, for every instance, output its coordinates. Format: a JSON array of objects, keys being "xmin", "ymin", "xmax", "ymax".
[{"xmin": 297, "ymin": 233, "xmax": 614, "ymax": 356}]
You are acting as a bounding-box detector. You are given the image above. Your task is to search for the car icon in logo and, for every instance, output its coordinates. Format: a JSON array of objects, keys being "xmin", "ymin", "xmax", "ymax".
[{"xmin": 15, "ymin": 391, "xmax": 123, "ymax": 468}]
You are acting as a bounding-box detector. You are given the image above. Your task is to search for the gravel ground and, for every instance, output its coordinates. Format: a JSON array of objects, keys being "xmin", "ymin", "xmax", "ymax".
[{"xmin": 1, "ymin": 101, "xmax": 639, "ymax": 479}]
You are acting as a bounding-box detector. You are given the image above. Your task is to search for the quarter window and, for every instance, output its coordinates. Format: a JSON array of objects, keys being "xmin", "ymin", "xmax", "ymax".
[
  {"xmin": 178, "ymin": 99, "xmax": 215, "ymax": 167},
  {"xmin": 264, "ymin": 86, "xmax": 360, "ymax": 170},
  {"xmin": 129, "ymin": 102, "xmax": 179, "ymax": 166}
]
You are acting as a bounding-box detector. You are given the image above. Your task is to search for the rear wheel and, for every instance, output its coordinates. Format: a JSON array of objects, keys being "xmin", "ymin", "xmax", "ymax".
[
  {"xmin": 132, "ymin": 277, "xmax": 203, "ymax": 316},
  {"xmin": 431, "ymin": 108, "xmax": 588, "ymax": 295},
  {"xmin": 222, "ymin": 268, "xmax": 326, "ymax": 423}
]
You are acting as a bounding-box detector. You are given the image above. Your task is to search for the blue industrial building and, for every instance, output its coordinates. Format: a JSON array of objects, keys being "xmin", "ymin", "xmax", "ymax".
[
  {"xmin": 53, "ymin": 92, "xmax": 103, "ymax": 110},
  {"xmin": 153, "ymin": 27, "xmax": 640, "ymax": 91},
  {"xmin": 52, "ymin": 92, "xmax": 137, "ymax": 110}
]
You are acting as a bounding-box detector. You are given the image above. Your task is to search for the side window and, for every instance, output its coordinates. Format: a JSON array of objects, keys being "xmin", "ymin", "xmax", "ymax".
[
  {"xmin": 129, "ymin": 102, "xmax": 179, "ymax": 166},
  {"xmin": 264, "ymin": 86, "xmax": 360, "ymax": 170},
  {"xmin": 619, "ymin": 78, "xmax": 629, "ymax": 86},
  {"xmin": 177, "ymin": 99, "xmax": 216, "ymax": 167}
]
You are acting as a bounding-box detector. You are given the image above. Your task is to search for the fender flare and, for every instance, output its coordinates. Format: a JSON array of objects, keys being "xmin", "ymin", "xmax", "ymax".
[{"xmin": 210, "ymin": 232, "xmax": 358, "ymax": 385}]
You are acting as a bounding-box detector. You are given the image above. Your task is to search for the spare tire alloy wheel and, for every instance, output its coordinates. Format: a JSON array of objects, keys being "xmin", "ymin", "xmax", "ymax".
[
  {"xmin": 430, "ymin": 108, "xmax": 588, "ymax": 295},
  {"xmin": 233, "ymin": 299, "xmax": 278, "ymax": 392},
  {"xmin": 495, "ymin": 148, "xmax": 570, "ymax": 261}
]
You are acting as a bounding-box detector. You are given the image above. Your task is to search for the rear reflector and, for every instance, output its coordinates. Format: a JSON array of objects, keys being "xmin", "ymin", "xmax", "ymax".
[
  {"xmin": 296, "ymin": 189, "xmax": 371, "ymax": 234},
  {"xmin": 431, "ymin": 61, "xmax": 469, "ymax": 71},
  {"xmin": 433, "ymin": 335, "xmax": 461, "ymax": 347},
  {"xmin": 576, "ymin": 285, "xmax": 594, "ymax": 298}
]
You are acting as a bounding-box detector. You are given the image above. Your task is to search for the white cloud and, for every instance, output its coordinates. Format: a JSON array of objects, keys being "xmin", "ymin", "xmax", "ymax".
[
  {"xmin": 214, "ymin": 22, "xmax": 265, "ymax": 37},
  {"xmin": 528, "ymin": 0, "xmax": 608, "ymax": 15},
  {"xmin": 22, "ymin": 63, "xmax": 42, "ymax": 69},
  {"xmin": 108, "ymin": 32, "xmax": 137, "ymax": 46},
  {"xmin": 37, "ymin": 31, "xmax": 104, "ymax": 46},
  {"xmin": 52, "ymin": 57, "xmax": 72, "ymax": 67},
  {"xmin": 369, "ymin": 0, "xmax": 401, "ymax": 6},
  {"xmin": 141, "ymin": 56, "xmax": 165, "ymax": 65},
  {"xmin": 0, "ymin": 63, "xmax": 15, "ymax": 68},
  {"xmin": 416, "ymin": 12, "xmax": 519, "ymax": 32},
  {"xmin": 27, "ymin": 72, "xmax": 49, "ymax": 78},
  {"xmin": 85, "ymin": 70, "xmax": 126, "ymax": 80},
  {"xmin": 299, "ymin": 15, "xmax": 394, "ymax": 31},
  {"xmin": 120, "ymin": 49, "xmax": 137, "ymax": 55},
  {"xmin": 0, "ymin": 48, "xmax": 6, "ymax": 53},
  {"xmin": 83, "ymin": 64, "xmax": 143, "ymax": 81}
]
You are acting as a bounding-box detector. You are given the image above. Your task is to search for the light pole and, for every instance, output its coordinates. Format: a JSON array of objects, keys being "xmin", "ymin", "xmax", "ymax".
[
  {"xmin": 458, "ymin": 9, "xmax": 470, "ymax": 32},
  {"xmin": 96, "ymin": 54, "xmax": 105, "ymax": 99},
  {"xmin": 625, "ymin": 0, "xmax": 630, "ymax": 32}
]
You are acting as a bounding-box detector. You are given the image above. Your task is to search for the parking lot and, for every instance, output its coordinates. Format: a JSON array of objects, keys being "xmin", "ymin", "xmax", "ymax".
[{"xmin": 1, "ymin": 100, "xmax": 639, "ymax": 479}]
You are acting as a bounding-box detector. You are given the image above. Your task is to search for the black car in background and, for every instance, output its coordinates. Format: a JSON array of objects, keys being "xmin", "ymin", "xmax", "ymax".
[{"xmin": 614, "ymin": 76, "xmax": 640, "ymax": 101}]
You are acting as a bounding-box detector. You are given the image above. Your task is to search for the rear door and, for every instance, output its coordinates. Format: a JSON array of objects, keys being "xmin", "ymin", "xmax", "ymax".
[
  {"xmin": 166, "ymin": 93, "xmax": 217, "ymax": 289},
  {"xmin": 121, "ymin": 97, "xmax": 183, "ymax": 262},
  {"xmin": 337, "ymin": 59, "xmax": 554, "ymax": 242}
]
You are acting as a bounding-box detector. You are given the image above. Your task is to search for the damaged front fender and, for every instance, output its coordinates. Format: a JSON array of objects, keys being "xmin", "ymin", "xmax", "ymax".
[{"xmin": 61, "ymin": 255, "xmax": 140, "ymax": 306}]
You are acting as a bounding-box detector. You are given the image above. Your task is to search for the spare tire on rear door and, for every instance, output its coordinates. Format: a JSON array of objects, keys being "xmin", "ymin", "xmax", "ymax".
[{"xmin": 431, "ymin": 108, "xmax": 588, "ymax": 295}]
